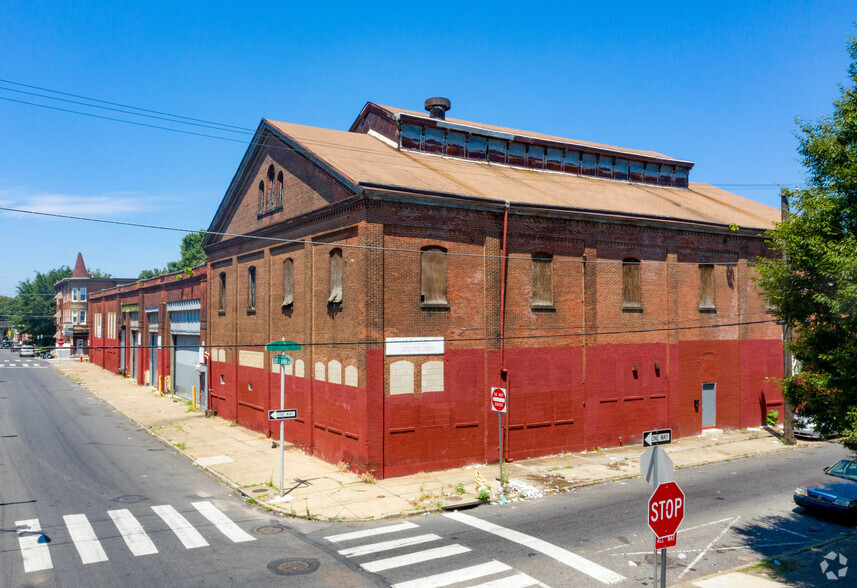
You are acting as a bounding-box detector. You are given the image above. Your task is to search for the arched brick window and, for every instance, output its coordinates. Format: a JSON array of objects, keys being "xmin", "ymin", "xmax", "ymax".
[
  {"xmin": 258, "ymin": 181, "xmax": 265, "ymax": 214},
  {"xmin": 328, "ymin": 249, "xmax": 343, "ymax": 304},
  {"xmin": 219, "ymin": 272, "xmax": 226, "ymax": 313},
  {"xmin": 622, "ymin": 258, "xmax": 642, "ymax": 310},
  {"xmin": 267, "ymin": 165, "xmax": 275, "ymax": 209},
  {"xmin": 532, "ymin": 252, "xmax": 554, "ymax": 308},
  {"xmin": 421, "ymin": 246, "xmax": 448, "ymax": 306},
  {"xmin": 276, "ymin": 171, "xmax": 284, "ymax": 208},
  {"xmin": 247, "ymin": 266, "xmax": 256, "ymax": 311},
  {"xmin": 282, "ymin": 258, "xmax": 294, "ymax": 307}
]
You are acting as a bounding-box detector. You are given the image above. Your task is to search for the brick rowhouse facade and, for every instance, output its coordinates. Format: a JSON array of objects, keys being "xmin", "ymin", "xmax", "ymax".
[
  {"xmin": 88, "ymin": 268, "xmax": 207, "ymax": 401},
  {"xmin": 193, "ymin": 100, "xmax": 784, "ymax": 479}
]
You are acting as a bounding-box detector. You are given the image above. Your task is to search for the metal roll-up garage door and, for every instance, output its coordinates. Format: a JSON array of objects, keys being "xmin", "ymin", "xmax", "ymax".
[
  {"xmin": 168, "ymin": 299, "xmax": 201, "ymax": 401},
  {"xmin": 173, "ymin": 334, "xmax": 200, "ymax": 400}
]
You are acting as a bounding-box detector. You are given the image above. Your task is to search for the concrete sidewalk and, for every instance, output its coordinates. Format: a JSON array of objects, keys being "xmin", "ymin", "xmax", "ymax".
[{"xmin": 51, "ymin": 360, "xmax": 811, "ymax": 527}]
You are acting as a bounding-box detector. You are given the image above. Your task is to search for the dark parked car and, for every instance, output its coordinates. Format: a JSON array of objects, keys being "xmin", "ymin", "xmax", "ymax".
[{"xmin": 794, "ymin": 459, "xmax": 857, "ymax": 515}]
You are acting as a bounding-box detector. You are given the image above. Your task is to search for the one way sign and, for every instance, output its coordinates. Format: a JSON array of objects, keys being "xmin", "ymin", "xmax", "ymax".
[
  {"xmin": 268, "ymin": 409, "xmax": 298, "ymax": 421},
  {"xmin": 643, "ymin": 428, "xmax": 672, "ymax": 447}
]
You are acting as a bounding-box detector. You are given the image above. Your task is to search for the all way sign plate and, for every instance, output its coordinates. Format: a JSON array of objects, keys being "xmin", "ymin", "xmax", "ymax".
[
  {"xmin": 268, "ymin": 409, "xmax": 298, "ymax": 421},
  {"xmin": 643, "ymin": 428, "xmax": 672, "ymax": 447}
]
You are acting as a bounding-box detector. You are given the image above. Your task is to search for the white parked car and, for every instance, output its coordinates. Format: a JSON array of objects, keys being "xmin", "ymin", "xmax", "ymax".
[{"xmin": 18, "ymin": 345, "xmax": 35, "ymax": 358}]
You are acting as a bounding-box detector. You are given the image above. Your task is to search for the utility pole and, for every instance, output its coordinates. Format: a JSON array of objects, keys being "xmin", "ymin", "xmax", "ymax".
[{"xmin": 781, "ymin": 190, "xmax": 795, "ymax": 445}]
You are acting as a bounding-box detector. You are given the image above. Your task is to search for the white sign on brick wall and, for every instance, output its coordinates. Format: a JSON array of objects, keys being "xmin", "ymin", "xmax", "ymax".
[{"xmin": 385, "ymin": 336, "xmax": 444, "ymax": 356}]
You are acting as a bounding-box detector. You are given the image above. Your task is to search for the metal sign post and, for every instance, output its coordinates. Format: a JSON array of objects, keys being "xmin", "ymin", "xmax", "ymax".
[
  {"xmin": 265, "ymin": 339, "xmax": 301, "ymax": 497},
  {"xmin": 640, "ymin": 429, "xmax": 675, "ymax": 588},
  {"xmin": 491, "ymin": 387, "xmax": 507, "ymax": 485}
]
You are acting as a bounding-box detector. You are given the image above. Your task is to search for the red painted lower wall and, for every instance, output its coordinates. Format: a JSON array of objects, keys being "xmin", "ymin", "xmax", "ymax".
[{"xmin": 90, "ymin": 337, "xmax": 784, "ymax": 479}]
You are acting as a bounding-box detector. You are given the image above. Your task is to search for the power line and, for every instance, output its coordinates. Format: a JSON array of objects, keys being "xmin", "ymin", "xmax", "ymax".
[
  {"xmin": 0, "ymin": 206, "xmax": 762, "ymax": 266},
  {"xmin": 0, "ymin": 78, "xmax": 253, "ymax": 131}
]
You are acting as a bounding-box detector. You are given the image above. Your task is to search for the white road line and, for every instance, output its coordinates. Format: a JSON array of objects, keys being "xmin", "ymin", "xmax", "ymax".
[
  {"xmin": 600, "ymin": 517, "xmax": 735, "ymax": 553},
  {"xmin": 676, "ymin": 516, "xmax": 740, "ymax": 580},
  {"xmin": 16, "ymin": 519, "xmax": 53, "ymax": 573},
  {"xmin": 392, "ymin": 560, "xmax": 512, "ymax": 588},
  {"xmin": 361, "ymin": 544, "xmax": 471, "ymax": 572},
  {"xmin": 108, "ymin": 509, "xmax": 158, "ymax": 556},
  {"xmin": 444, "ymin": 511, "xmax": 625, "ymax": 585},
  {"xmin": 325, "ymin": 521, "xmax": 419, "ymax": 543},
  {"xmin": 191, "ymin": 501, "xmax": 255, "ymax": 543},
  {"xmin": 338, "ymin": 534, "xmax": 441, "ymax": 558},
  {"xmin": 469, "ymin": 572, "xmax": 548, "ymax": 588},
  {"xmin": 152, "ymin": 505, "xmax": 209, "ymax": 549},
  {"xmin": 64, "ymin": 514, "xmax": 108, "ymax": 564}
]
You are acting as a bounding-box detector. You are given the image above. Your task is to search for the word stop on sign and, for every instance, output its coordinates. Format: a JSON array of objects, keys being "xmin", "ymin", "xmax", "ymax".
[{"xmin": 650, "ymin": 496, "xmax": 683, "ymax": 522}]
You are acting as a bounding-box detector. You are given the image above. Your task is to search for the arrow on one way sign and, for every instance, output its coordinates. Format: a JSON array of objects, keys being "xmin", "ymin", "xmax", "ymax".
[
  {"xmin": 268, "ymin": 409, "xmax": 298, "ymax": 421},
  {"xmin": 643, "ymin": 428, "xmax": 672, "ymax": 447}
]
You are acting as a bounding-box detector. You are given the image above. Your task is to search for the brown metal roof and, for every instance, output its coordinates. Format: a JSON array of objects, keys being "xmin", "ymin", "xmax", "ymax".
[{"xmin": 265, "ymin": 120, "xmax": 778, "ymax": 230}]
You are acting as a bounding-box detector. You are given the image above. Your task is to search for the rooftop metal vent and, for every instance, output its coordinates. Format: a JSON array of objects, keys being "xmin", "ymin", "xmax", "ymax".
[{"xmin": 424, "ymin": 97, "xmax": 451, "ymax": 120}]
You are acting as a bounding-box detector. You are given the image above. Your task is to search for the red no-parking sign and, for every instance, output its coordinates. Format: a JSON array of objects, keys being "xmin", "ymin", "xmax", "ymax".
[{"xmin": 491, "ymin": 387, "xmax": 507, "ymax": 413}]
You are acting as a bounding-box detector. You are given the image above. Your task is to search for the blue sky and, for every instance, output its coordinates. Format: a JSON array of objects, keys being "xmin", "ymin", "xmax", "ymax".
[{"xmin": 0, "ymin": 0, "xmax": 853, "ymax": 296}]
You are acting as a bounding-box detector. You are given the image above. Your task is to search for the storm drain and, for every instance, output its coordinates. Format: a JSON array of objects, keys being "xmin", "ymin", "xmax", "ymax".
[
  {"xmin": 267, "ymin": 558, "xmax": 319, "ymax": 576},
  {"xmin": 256, "ymin": 525, "xmax": 285, "ymax": 534},
  {"xmin": 113, "ymin": 495, "xmax": 149, "ymax": 504}
]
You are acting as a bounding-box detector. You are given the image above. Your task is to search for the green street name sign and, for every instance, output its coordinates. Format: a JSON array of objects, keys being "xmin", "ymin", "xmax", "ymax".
[
  {"xmin": 273, "ymin": 355, "xmax": 291, "ymax": 366},
  {"xmin": 266, "ymin": 340, "xmax": 301, "ymax": 351}
]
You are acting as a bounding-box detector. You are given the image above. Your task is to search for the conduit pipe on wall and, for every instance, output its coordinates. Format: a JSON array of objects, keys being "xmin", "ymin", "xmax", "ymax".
[{"xmin": 499, "ymin": 202, "xmax": 511, "ymax": 464}]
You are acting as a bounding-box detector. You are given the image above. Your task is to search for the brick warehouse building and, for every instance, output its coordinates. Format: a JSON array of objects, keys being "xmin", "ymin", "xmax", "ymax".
[
  {"xmin": 198, "ymin": 98, "xmax": 784, "ymax": 479},
  {"xmin": 88, "ymin": 267, "xmax": 207, "ymax": 402}
]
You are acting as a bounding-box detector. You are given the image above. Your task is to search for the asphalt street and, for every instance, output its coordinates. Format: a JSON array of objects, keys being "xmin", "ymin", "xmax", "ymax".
[
  {"xmin": 0, "ymin": 351, "xmax": 369, "ymax": 587},
  {"xmin": 2, "ymin": 349, "xmax": 853, "ymax": 587}
]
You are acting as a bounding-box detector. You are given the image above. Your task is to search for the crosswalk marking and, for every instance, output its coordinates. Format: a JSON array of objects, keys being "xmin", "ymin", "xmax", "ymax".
[
  {"xmin": 64, "ymin": 514, "xmax": 108, "ymax": 564},
  {"xmin": 108, "ymin": 509, "xmax": 158, "ymax": 556},
  {"xmin": 15, "ymin": 519, "xmax": 53, "ymax": 573},
  {"xmin": 469, "ymin": 572, "xmax": 545, "ymax": 588},
  {"xmin": 338, "ymin": 533, "xmax": 442, "ymax": 558},
  {"xmin": 152, "ymin": 505, "xmax": 209, "ymax": 549},
  {"xmin": 361, "ymin": 544, "xmax": 471, "ymax": 572},
  {"xmin": 444, "ymin": 512, "xmax": 625, "ymax": 585},
  {"xmin": 192, "ymin": 501, "xmax": 255, "ymax": 543},
  {"xmin": 392, "ymin": 560, "xmax": 512, "ymax": 588},
  {"xmin": 325, "ymin": 521, "xmax": 419, "ymax": 543}
]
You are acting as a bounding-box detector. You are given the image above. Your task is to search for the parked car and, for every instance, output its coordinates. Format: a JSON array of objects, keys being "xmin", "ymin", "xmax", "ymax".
[
  {"xmin": 794, "ymin": 414, "xmax": 824, "ymax": 439},
  {"xmin": 794, "ymin": 459, "xmax": 857, "ymax": 516},
  {"xmin": 18, "ymin": 345, "xmax": 35, "ymax": 358},
  {"xmin": 12, "ymin": 342, "xmax": 21, "ymax": 351},
  {"xmin": 1, "ymin": 340, "xmax": 10, "ymax": 348}
]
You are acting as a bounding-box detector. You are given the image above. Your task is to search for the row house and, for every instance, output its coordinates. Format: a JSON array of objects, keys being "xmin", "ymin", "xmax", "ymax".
[
  {"xmin": 88, "ymin": 267, "xmax": 208, "ymax": 403},
  {"xmin": 199, "ymin": 98, "xmax": 784, "ymax": 478},
  {"xmin": 53, "ymin": 252, "xmax": 135, "ymax": 355}
]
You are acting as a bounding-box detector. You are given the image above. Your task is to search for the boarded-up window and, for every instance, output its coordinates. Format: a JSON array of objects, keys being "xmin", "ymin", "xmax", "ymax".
[
  {"xmin": 532, "ymin": 252, "xmax": 554, "ymax": 308},
  {"xmin": 276, "ymin": 171, "xmax": 284, "ymax": 207},
  {"xmin": 421, "ymin": 246, "xmax": 448, "ymax": 306},
  {"xmin": 699, "ymin": 264, "xmax": 716, "ymax": 311},
  {"xmin": 219, "ymin": 272, "xmax": 226, "ymax": 313},
  {"xmin": 622, "ymin": 258, "xmax": 642, "ymax": 310},
  {"xmin": 328, "ymin": 249, "xmax": 343, "ymax": 304},
  {"xmin": 247, "ymin": 266, "xmax": 256, "ymax": 311},
  {"xmin": 258, "ymin": 181, "xmax": 265, "ymax": 213},
  {"xmin": 282, "ymin": 258, "xmax": 294, "ymax": 307}
]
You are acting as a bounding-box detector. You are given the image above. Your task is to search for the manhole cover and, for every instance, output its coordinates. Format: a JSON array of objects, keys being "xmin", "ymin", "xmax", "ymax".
[
  {"xmin": 252, "ymin": 488, "xmax": 269, "ymax": 493},
  {"xmin": 267, "ymin": 558, "xmax": 319, "ymax": 576},
  {"xmin": 256, "ymin": 525, "xmax": 285, "ymax": 534},
  {"xmin": 113, "ymin": 495, "xmax": 149, "ymax": 504}
]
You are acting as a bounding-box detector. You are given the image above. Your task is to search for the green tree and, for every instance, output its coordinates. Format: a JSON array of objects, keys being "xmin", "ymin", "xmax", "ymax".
[
  {"xmin": 755, "ymin": 35, "xmax": 857, "ymax": 450},
  {"xmin": 14, "ymin": 266, "xmax": 73, "ymax": 340},
  {"xmin": 139, "ymin": 231, "xmax": 206, "ymax": 278}
]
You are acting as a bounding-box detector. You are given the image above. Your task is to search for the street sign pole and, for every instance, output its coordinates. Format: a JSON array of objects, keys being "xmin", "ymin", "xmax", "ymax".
[
  {"xmin": 653, "ymin": 445, "xmax": 659, "ymax": 588},
  {"xmin": 499, "ymin": 409, "xmax": 503, "ymax": 486},
  {"xmin": 279, "ymin": 348, "xmax": 285, "ymax": 497}
]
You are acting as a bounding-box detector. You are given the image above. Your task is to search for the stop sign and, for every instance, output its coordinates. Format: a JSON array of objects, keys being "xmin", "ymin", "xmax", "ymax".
[
  {"xmin": 491, "ymin": 387, "xmax": 507, "ymax": 413},
  {"xmin": 648, "ymin": 481, "xmax": 685, "ymax": 538}
]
